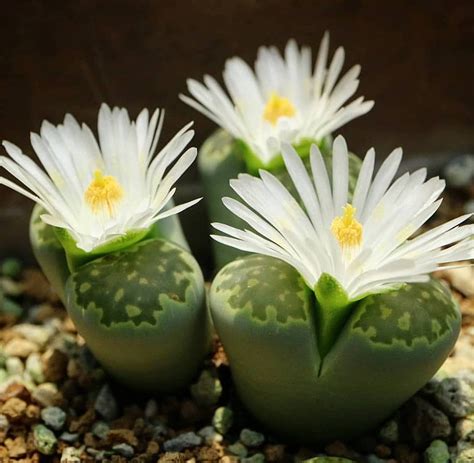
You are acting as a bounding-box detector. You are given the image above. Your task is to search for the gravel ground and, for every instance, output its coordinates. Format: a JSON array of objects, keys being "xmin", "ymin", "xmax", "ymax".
[{"xmin": 0, "ymin": 183, "xmax": 473, "ymax": 463}]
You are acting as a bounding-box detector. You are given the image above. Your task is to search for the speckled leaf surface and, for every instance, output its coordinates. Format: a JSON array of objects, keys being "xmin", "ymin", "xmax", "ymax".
[
  {"xmin": 210, "ymin": 254, "xmax": 461, "ymax": 442},
  {"xmin": 66, "ymin": 238, "xmax": 210, "ymax": 393}
]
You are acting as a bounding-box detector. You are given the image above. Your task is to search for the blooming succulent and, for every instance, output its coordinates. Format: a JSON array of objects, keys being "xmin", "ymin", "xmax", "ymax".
[
  {"xmin": 1, "ymin": 104, "xmax": 210, "ymax": 392},
  {"xmin": 182, "ymin": 34, "xmax": 373, "ymax": 268},
  {"xmin": 209, "ymin": 136, "xmax": 471, "ymax": 441},
  {"xmin": 182, "ymin": 33, "xmax": 373, "ymax": 170}
]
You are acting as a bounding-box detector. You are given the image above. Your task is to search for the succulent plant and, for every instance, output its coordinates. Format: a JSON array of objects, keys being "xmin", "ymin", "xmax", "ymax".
[
  {"xmin": 210, "ymin": 256, "xmax": 460, "ymax": 441},
  {"xmin": 2, "ymin": 104, "xmax": 210, "ymax": 392},
  {"xmin": 182, "ymin": 35, "xmax": 373, "ymax": 269},
  {"xmin": 198, "ymin": 129, "xmax": 360, "ymax": 268},
  {"xmin": 208, "ymin": 137, "xmax": 472, "ymax": 441}
]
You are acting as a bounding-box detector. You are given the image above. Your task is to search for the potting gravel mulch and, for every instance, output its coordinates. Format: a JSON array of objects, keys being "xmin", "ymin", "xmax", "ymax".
[{"xmin": 0, "ymin": 180, "xmax": 473, "ymax": 463}]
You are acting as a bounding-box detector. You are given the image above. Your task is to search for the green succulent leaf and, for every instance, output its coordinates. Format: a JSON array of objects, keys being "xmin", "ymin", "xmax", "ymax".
[
  {"xmin": 314, "ymin": 273, "xmax": 354, "ymax": 363},
  {"xmin": 209, "ymin": 254, "xmax": 461, "ymax": 442},
  {"xmin": 65, "ymin": 237, "xmax": 210, "ymax": 392},
  {"xmin": 54, "ymin": 226, "xmax": 151, "ymax": 273},
  {"xmin": 237, "ymin": 137, "xmax": 331, "ymax": 175}
]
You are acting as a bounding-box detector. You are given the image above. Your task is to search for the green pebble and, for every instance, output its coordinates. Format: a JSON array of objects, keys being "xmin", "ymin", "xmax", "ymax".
[
  {"xmin": 240, "ymin": 428, "xmax": 265, "ymax": 447},
  {"xmin": 33, "ymin": 424, "xmax": 57, "ymax": 455},
  {"xmin": 25, "ymin": 353, "xmax": 44, "ymax": 384},
  {"xmin": 1, "ymin": 298, "xmax": 23, "ymax": 317},
  {"xmin": 41, "ymin": 406, "xmax": 66, "ymax": 431},
  {"xmin": 6, "ymin": 357, "xmax": 23, "ymax": 376},
  {"xmin": 113, "ymin": 443, "xmax": 134, "ymax": 458},
  {"xmin": 424, "ymin": 440, "xmax": 450, "ymax": 463},
  {"xmin": 92, "ymin": 421, "xmax": 110, "ymax": 439},
  {"xmin": 59, "ymin": 432, "xmax": 79, "ymax": 443},
  {"xmin": 242, "ymin": 453, "xmax": 265, "ymax": 463},
  {"xmin": 228, "ymin": 442, "xmax": 248, "ymax": 458},
  {"xmin": 190, "ymin": 369, "xmax": 223, "ymax": 406},
  {"xmin": 1, "ymin": 258, "xmax": 22, "ymax": 279},
  {"xmin": 0, "ymin": 369, "xmax": 7, "ymax": 383},
  {"xmin": 212, "ymin": 406, "xmax": 233, "ymax": 434}
]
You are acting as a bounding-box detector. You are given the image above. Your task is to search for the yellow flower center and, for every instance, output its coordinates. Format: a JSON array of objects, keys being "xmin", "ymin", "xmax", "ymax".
[
  {"xmin": 263, "ymin": 92, "xmax": 296, "ymax": 125},
  {"xmin": 331, "ymin": 204, "xmax": 363, "ymax": 248},
  {"xmin": 84, "ymin": 170, "xmax": 123, "ymax": 215}
]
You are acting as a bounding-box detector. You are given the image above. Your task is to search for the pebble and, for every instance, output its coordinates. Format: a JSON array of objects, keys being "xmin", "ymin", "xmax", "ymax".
[
  {"xmin": 14, "ymin": 324, "xmax": 54, "ymax": 348},
  {"xmin": 6, "ymin": 357, "xmax": 24, "ymax": 376},
  {"xmin": 190, "ymin": 369, "xmax": 223, "ymax": 406},
  {"xmin": 443, "ymin": 154, "xmax": 474, "ymax": 188},
  {"xmin": 212, "ymin": 406, "xmax": 233, "ymax": 434},
  {"xmin": 59, "ymin": 432, "xmax": 80, "ymax": 443},
  {"xmin": 228, "ymin": 441, "xmax": 248, "ymax": 458},
  {"xmin": 42, "ymin": 348, "xmax": 68, "ymax": 382},
  {"xmin": 455, "ymin": 415, "xmax": 474, "ymax": 440},
  {"xmin": 434, "ymin": 378, "xmax": 474, "ymax": 418},
  {"xmin": 61, "ymin": 446, "xmax": 84, "ymax": 462},
  {"xmin": 311, "ymin": 459, "xmax": 356, "ymax": 463},
  {"xmin": 408, "ymin": 397, "xmax": 452, "ymax": 446},
  {"xmin": 33, "ymin": 424, "xmax": 57, "ymax": 455},
  {"xmin": 0, "ymin": 414, "xmax": 9, "ymax": 434},
  {"xmin": 152, "ymin": 422, "xmax": 168, "ymax": 439},
  {"xmin": 242, "ymin": 453, "xmax": 265, "ymax": 463},
  {"xmin": 240, "ymin": 428, "xmax": 265, "ymax": 447},
  {"xmin": 1, "ymin": 258, "xmax": 22, "ymax": 278},
  {"xmin": 145, "ymin": 398, "xmax": 158, "ymax": 419},
  {"xmin": 163, "ymin": 432, "xmax": 202, "ymax": 452},
  {"xmin": 159, "ymin": 452, "xmax": 186, "ymax": 463},
  {"xmin": 25, "ymin": 353, "xmax": 44, "ymax": 383},
  {"xmin": 4, "ymin": 338, "xmax": 38, "ymax": 358},
  {"xmin": 113, "ymin": 443, "xmax": 135, "ymax": 458},
  {"xmin": 1, "ymin": 277, "xmax": 23, "ymax": 296},
  {"xmin": 92, "ymin": 420, "xmax": 110, "ymax": 439},
  {"xmin": 41, "ymin": 406, "xmax": 67, "ymax": 431},
  {"xmin": 32, "ymin": 382, "xmax": 59, "ymax": 407},
  {"xmin": 379, "ymin": 419, "xmax": 399, "ymax": 444},
  {"xmin": 264, "ymin": 444, "xmax": 286, "ymax": 461},
  {"xmin": 456, "ymin": 370, "xmax": 474, "ymax": 388},
  {"xmin": 1, "ymin": 297, "xmax": 23, "ymax": 317},
  {"xmin": 94, "ymin": 384, "xmax": 119, "ymax": 421},
  {"xmin": 5, "ymin": 435, "xmax": 27, "ymax": 458},
  {"xmin": 325, "ymin": 440, "xmax": 359, "ymax": 460},
  {"xmin": 455, "ymin": 446, "xmax": 474, "ymax": 463},
  {"xmin": 0, "ymin": 369, "xmax": 7, "ymax": 383},
  {"xmin": 367, "ymin": 455, "xmax": 385, "ymax": 463},
  {"xmin": 1, "ymin": 397, "xmax": 26, "ymax": 421},
  {"xmin": 444, "ymin": 267, "xmax": 474, "ymax": 297},
  {"xmin": 424, "ymin": 440, "xmax": 450, "ymax": 463},
  {"xmin": 198, "ymin": 425, "xmax": 223, "ymax": 445}
]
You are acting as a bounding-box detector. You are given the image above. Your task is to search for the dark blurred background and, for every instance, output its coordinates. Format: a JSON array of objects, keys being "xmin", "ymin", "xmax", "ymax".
[{"xmin": 1, "ymin": 0, "xmax": 474, "ymax": 267}]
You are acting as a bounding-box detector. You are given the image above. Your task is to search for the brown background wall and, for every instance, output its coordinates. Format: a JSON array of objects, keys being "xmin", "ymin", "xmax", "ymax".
[{"xmin": 1, "ymin": 0, "xmax": 473, "ymax": 265}]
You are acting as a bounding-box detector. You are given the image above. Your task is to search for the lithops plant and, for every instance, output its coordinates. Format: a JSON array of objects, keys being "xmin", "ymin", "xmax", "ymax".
[
  {"xmin": 1, "ymin": 104, "xmax": 210, "ymax": 393},
  {"xmin": 181, "ymin": 33, "xmax": 374, "ymax": 268},
  {"xmin": 209, "ymin": 136, "xmax": 473, "ymax": 442}
]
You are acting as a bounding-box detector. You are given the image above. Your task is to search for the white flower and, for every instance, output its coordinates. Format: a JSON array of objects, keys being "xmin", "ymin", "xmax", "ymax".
[
  {"xmin": 181, "ymin": 33, "xmax": 374, "ymax": 166},
  {"xmin": 212, "ymin": 136, "xmax": 474, "ymax": 300},
  {"xmin": 0, "ymin": 104, "xmax": 200, "ymax": 252}
]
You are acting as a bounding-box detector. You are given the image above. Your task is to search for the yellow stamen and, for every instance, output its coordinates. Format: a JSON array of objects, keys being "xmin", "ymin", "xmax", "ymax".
[
  {"xmin": 263, "ymin": 92, "xmax": 296, "ymax": 125},
  {"xmin": 331, "ymin": 204, "xmax": 363, "ymax": 248},
  {"xmin": 84, "ymin": 170, "xmax": 123, "ymax": 215}
]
